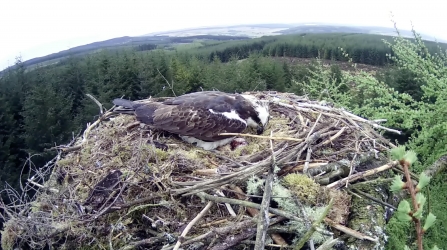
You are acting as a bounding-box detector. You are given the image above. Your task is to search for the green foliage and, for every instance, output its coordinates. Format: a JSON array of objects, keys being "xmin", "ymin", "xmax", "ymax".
[
  {"xmin": 386, "ymin": 146, "xmax": 435, "ymax": 250},
  {"xmin": 391, "ymin": 146, "xmax": 407, "ymax": 161},
  {"xmin": 396, "ymin": 200, "xmax": 412, "ymax": 222},
  {"xmin": 390, "ymin": 175, "xmax": 405, "ymax": 192},
  {"xmin": 416, "ymin": 172, "xmax": 431, "ymax": 191},
  {"xmin": 423, "ymin": 213, "xmax": 436, "ymax": 232}
]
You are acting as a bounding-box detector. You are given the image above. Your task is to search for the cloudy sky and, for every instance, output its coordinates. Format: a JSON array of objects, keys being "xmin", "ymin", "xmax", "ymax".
[{"xmin": 1, "ymin": 0, "xmax": 445, "ymax": 70}]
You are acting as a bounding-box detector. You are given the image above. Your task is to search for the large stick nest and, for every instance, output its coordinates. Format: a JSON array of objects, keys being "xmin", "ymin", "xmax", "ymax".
[{"xmin": 0, "ymin": 91, "xmax": 399, "ymax": 250}]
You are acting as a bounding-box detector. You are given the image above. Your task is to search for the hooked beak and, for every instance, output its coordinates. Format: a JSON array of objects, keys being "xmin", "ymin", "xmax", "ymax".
[{"xmin": 256, "ymin": 125, "xmax": 264, "ymax": 135}]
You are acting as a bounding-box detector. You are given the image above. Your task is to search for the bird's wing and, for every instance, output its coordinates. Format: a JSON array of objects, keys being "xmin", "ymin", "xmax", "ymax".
[{"xmin": 135, "ymin": 103, "xmax": 247, "ymax": 142}]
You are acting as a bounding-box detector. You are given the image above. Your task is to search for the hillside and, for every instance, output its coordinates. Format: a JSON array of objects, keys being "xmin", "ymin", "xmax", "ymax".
[{"xmin": 2, "ymin": 23, "xmax": 445, "ymax": 75}]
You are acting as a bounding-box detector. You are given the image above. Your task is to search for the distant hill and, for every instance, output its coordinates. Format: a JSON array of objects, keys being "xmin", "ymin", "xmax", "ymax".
[
  {"xmin": 0, "ymin": 35, "xmax": 250, "ymax": 75},
  {"xmin": 1, "ymin": 23, "xmax": 445, "ymax": 75},
  {"xmin": 146, "ymin": 23, "xmax": 445, "ymax": 42}
]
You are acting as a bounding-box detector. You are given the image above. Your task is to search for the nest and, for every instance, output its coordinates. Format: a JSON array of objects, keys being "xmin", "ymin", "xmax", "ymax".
[{"xmin": 0, "ymin": 91, "xmax": 399, "ymax": 250}]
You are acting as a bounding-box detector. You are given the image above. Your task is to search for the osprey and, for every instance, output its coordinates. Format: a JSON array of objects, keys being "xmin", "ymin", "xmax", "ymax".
[{"xmin": 112, "ymin": 91, "xmax": 270, "ymax": 150}]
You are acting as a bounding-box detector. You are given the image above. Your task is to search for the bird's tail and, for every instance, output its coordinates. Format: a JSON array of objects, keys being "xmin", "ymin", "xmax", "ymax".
[{"xmin": 113, "ymin": 98, "xmax": 138, "ymax": 109}]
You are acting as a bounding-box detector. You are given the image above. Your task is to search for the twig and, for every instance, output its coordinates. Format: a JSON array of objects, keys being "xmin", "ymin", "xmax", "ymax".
[
  {"xmin": 350, "ymin": 188, "xmax": 396, "ymax": 210},
  {"xmin": 162, "ymin": 220, "xmax": 256, "ymax": 250},
  {"xmin": 196, "ymin": 192, "xmax": 303, "ymax": 222},
  {"xmin": 327, "ymin": 161, "xmax": 398, "ymax": 189},
  {"xmin": 272, "ymin": 100, "xmax": 401, "ymax": 134},
  {"xmin": 294, "ymin": 198, "xmax": 334, "ymax": 250},
  {"xmin": 306, "ymin": 113, "xmax": 322, "ymax": 140},
  {"xmin": 322, "ymin": 127, "xmax": 346, "ymax": 145},
  {"xmin": 86, "ymin": 93, "xmax": 104, "ymax": 114},
  {"xmin": 215, "ymin": 190, "xmax": 237, "ymax": 217},
  {"xmin": 119, "ymin": 235, "xmax": 166, "ymax": 250},
  {"xmin": 172, "ymin": 201, "xmax": 213, "ymax": 250},
  {"xmin": 315, "ymin": 237, "xmax": 342, "ymax": 250},
  {"xmin": 303, "ymin": 144, "xmax": 313, "ymax": 174},
  {"xmin": 26, "ymin": 179, "xmax": 59, "ymax": 194},
  {"xmin": 218, "ymin": 132, "xmax": 304, "ymax": 142},
  {"xmin": 241, "ymin": 241, "xmax": 294, "ymax": 248},
  {"xmin": 157, "ymin": 68, "xmax": 176, "ymax": 97},
  {"xmin": 401, "ymin": 159, "xmax": 423, "ymax": 250},
  {"xmin": 50, "ymin": 111, "xmax": 114, "ymax": 152},
  {"xmin": 172, "ymin": 145, "xmax": 287, "ymax": 196},
  {"xmin": 254, "ymin": 131, "xmax": 276, "ymax": 250},
  {"xmin": 323, "ymin": 218, "xmax": 378, "ymax": 242},
  {"xmin": 229, "ymin": 185, "xmax": 288, "ymax": 246}
]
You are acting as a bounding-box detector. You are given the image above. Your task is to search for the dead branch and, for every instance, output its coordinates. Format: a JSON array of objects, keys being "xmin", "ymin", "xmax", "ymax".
[
  {"xmin": 157, "ymin": 68, "xmax": 176, "ymax": 97},
  {"xmin": 230, "ymin": 185, "xmax": 288, "ymax": 246},
  {"xmin": 173, "ymin": 201, "xmax": 213, "ymax": 250},
  {"xmin": 294, "ymin": 199, "xmax": 334, "ymax": 250},
  {"xmin": 218, "ymin": 132, "xmax": 304, "ymax": 142},
  {"xmin": 327, "ymin": 161, "xmax": 398, "ymax": 189},
  {"xmin": 323, "ymin": 218, "xmax": 378, "ymax": 242},
  {"xmin": 86, "ymin": 93, "xmax": 104, "ymax": 114},
  {"xmin": 254, "ymin": 132, "xmax": 276, "ymax": 249},
  {"xmin": 196, "ymin": 192, "xmax": 303, "ymax": 222}
]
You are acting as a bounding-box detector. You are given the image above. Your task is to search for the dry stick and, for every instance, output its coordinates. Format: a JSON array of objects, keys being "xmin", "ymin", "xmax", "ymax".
[
  {"xmin": 294, "ymin": 199, "xmax": 334, "ymax": 250},
  {"xmin": 350, "ymin": 188, "xmax": 396, "ymax": 210},
  {"xmin": 26, "ymin": 179, "xmax": 59, "ymax": 194},
  {"xmin": 322, "ymin": 127, "xmax": 346, "ymax": 145},
  {"xmin": 272, "ymin": 100, "xmax": 401, "ymax": 135},
  {"xmin": 86, "ymin": 93, "xmax": 104, "ymax": 114},
  {"xmin": 157, "ymin": 68, "xmax": 176, "ymax": 97},
  {"xmin": 230, "ymin": 185, "xmax": 288, "ymax": 246},
  {"xmin": 173, "ymin": 146, "xmax": 287, "ymax": 196},
  {"xmin": 218, "ymin": 132, "xmax": 304, "ymax": 142},
  {"xmin": 172, "ymin": 201, "xmax": 214, "ymax": 250},
  {"xmin": 241, "ymin": 241, "xmax": 294, "ymax": 249},
  {"xmin": 299, "ymin": 102, "xmax": 402, "ymax": 135},
  {"xmin": 196, "ymin": 192, "xmax": 303, "ymax": 222},
  {"xmin": 254, "ymin": 132, "xmax": 276, "ymax": 250},
  {"xmin": 162, "ymin": 220, "xmax": 256, "ymax": 250},
  {"xmin": 323, "ymin": 218, "xmax": 378, "ymax": 242},
  {"xmin": 326, "ymin": 161, "xmax": 398, "ymax": 189},
  {"xmin": 119, "ymin": 236, "xmax": 166, "ymax": 250},
  {"xmin": 315, "ymin": 237, "xmax": 342, "ymax": 250},
  {"xmin": 215, "ymin": 190, "xmax": 237, "ymax": 217}
]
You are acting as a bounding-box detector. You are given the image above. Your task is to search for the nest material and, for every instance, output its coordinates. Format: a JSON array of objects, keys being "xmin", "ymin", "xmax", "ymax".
[{"xmin": 0, "ymin": 91, "xmax": 398, "ymax": 250}]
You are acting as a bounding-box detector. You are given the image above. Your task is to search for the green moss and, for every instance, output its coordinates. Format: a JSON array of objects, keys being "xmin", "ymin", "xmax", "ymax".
[
  {"xmin": 56, "ymin": 158, "xmax": 74, "ymax": 166},
  {"xmin": 154, "ymin": 147, "xmax": 169, "ymax": 161},
  {"xmin": 282, "ymin": 173, "xmax": 320, "ymax": 204},
  {"xmin": 385, "ymin": 216, "xmax": 413, "ymax": 249}
]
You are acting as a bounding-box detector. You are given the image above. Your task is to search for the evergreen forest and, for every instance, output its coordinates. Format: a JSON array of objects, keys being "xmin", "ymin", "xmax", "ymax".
[{"xmin": 1, "ymin": 30, "xmax": 447, "ymax": 249}]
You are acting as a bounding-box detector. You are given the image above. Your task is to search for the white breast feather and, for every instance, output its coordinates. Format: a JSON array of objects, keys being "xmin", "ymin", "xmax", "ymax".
[{"xmin": 180, "ymin": 136, "xmax": 235, "ymax": 150}]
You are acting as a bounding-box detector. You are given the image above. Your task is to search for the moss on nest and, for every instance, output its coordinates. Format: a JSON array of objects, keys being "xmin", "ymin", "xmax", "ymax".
[{"xmin": 0, "ymin": 91, "xmax": 396, "ymax": 250}]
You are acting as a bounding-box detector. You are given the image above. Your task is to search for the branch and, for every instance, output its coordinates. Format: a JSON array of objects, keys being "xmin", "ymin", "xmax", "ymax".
[
  {"xmin": 196, "ymin": 192, "xmax": 303, "ymax": 222},
  {"xmin": 254, "ymin": 132, "xmax": 276, "ymax": 249},
  {"xmin": 323, "ymin": 218, "xmax": 378, "ymax": 242},
  {"xmin": 86, "ymin": 93, "xmax": 104, "ymax": 114},
  {"xmin": 172, "ymin": 201, "xmax": 213, "ymax": 250},
  {"xmin": 327, "ymin": 161, "xmax": 398, "ymax": 189},
  {"xmin": 157, "ymin": 68, "xmax": 176, "ymax": 97},
  {"xmin": 218, "ymin": 132, "xmax": 304, "ymax": 142},
  {"xmin": 294, "ymin": 198, "xmax": 334, "ymax": 250}
]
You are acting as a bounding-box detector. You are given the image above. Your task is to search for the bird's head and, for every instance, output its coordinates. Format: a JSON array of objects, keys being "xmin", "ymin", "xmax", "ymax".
[{"xmin": 240, "ymin": 94, "xmax": 270, "ymax": 135}]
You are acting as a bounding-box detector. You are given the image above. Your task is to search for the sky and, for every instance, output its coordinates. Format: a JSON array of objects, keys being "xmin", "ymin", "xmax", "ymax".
[{"xmin": 1, "ymin": 0, "xmax": 446, "ymax": 70}]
